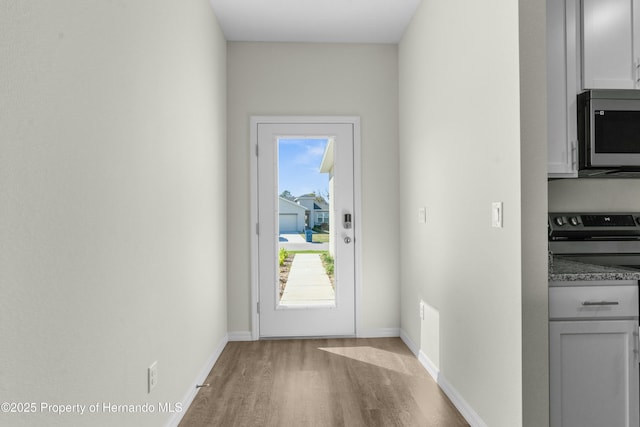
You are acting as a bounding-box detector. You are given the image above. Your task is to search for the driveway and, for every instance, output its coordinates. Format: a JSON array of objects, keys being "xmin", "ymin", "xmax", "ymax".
[{"xmin": 279, "ymin": 233, "xmax": 329, "ymax": 251}]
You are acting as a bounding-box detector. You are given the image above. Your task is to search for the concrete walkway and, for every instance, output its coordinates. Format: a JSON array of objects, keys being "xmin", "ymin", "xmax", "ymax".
[{"xmin": 280, "ymin": 253, "xmax": 335, "ymax": 307}]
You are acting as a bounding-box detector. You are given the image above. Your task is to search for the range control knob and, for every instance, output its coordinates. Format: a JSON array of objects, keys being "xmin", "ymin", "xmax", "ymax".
[
  {"xmin": 554, "ymin": 217, "xmax": 565, "ymax": 226},
  {"xmin": 569, "ymin": 217, "xmax": 579, "ymax": 226}
]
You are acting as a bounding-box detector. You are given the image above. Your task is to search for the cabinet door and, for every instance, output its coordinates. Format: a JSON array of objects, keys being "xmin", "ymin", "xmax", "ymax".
[
  {"xmin": 550, "ymin": 320, "xmax": 639, "ymax": 427},
  {"xmin": 547, "ymin": 0, "xmax": 579, "ymax": 177},
  {"xmin": 582, "ymin": 0, "xmax": 638, "ymax": 89}
]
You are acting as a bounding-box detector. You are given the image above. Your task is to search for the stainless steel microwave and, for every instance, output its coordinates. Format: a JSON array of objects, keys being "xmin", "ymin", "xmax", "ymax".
[{"xmin": 578, "ymin": 90, "xmax": 640, "ymax": 170}]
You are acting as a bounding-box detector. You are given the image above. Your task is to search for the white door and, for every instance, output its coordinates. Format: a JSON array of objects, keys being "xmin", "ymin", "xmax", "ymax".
[{"xmin": 252, "ymin": 118, "xmax": 358, "ymax": 338}]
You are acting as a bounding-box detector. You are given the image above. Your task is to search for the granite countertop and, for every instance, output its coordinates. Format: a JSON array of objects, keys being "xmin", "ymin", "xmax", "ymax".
[{"xmin": 549, "ymin": 256, "xmax": 640, "ymax": 282}]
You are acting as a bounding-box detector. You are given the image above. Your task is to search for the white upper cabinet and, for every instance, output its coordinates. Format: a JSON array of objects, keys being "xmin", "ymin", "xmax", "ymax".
[
  {"xmin": 548, "ymin": 0, "xmax": 580, "ymax": 177},
  {"xmin": 547, "ymin": 0, "xmax": 640, "ymax": 177},
  {"xmin": 582, "ymin": 0, "xmax": 640, "ymax": 89}
]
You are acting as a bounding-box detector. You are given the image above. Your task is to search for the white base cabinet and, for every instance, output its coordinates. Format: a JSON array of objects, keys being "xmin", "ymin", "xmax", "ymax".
[
  {"xmin": 550, "ymin": 320, "xmax": 639, "ymax": 427},
  {"xmin": 549, "ymin": 281, "xmax": 640, "ymax": 427}
]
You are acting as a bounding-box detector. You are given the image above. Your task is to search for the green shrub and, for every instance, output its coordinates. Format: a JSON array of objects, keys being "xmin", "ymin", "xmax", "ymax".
[
  {"xmin": 279, "ymin": 248, "xmax": 289, "ymax": 266},
  {"xmin": 321, "ymin": 252, "xmax": 334, "ymax": 275}
]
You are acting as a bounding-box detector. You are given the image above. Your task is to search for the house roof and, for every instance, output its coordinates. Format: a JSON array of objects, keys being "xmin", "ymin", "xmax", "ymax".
[
  {"xmin": 319, "ymin": 138, "xmax": 334, "ymax": 173},
  {"xmin": 279, "ymin": 197, "xmax": 308, "ymax": 212}
]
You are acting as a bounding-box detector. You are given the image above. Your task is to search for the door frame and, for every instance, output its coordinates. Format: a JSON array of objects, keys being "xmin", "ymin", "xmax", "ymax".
[{"xmin": 249, "ymin": 116, "xmax": 362, "ymax": 340}]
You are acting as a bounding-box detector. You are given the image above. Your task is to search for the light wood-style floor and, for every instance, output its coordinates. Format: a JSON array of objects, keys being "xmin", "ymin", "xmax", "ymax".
[{"xmin": 179, "ymin": 337, "xmax": 469, "ymax": 427}]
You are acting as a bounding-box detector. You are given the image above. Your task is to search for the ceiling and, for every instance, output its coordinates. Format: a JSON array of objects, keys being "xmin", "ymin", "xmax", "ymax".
[{"xmin": 209, "ymin": 0, "xmax": 422, "ymax": 44}]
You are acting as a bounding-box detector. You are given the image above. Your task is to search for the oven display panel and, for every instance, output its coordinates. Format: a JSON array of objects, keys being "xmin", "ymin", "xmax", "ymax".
[{"xmin": 581, "ymin": 215, "xmax": 636, "ymax": 227}]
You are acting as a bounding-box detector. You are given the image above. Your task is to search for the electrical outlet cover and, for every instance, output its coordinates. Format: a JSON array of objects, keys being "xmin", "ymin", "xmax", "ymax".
[
  {"xmin": 492, "ymin": 202, "xmax": 503, "ymax": 228},
  {"xmin": 418, "ymin": 207, "xmax": 427, "ymax": 224},
  {"xmin": 148, "ymin": 361, "xmax": 158, "ymax": 393}
]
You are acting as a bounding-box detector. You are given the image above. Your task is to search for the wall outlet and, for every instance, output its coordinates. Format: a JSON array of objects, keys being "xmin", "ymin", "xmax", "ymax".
[
  {"xmin": 492, "ymin": 202, "xmax": 503, "ymax": 228},
  {"xmin": 418, "ymin": 207, "xmax": 427, "ymax": 224},
  {"xmin": 148, "ymin": 361, "xmax": 158, "ymax": 393}
]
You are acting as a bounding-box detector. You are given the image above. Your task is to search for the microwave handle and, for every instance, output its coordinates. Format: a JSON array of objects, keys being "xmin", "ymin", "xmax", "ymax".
[{"xmin": 571, "ymin": 140, "xmax": 577, "ymax": 170}]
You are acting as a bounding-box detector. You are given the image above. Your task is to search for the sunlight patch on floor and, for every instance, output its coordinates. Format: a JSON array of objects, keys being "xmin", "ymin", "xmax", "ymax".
[{"xmin": 317, "ymin": 346, "xmax": 416, "ymax": 376}]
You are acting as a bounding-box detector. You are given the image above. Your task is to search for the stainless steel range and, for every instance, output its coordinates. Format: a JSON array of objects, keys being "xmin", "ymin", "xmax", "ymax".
[{"xmin": 549, "ymin": 212, "xmax": 640, "ymax": 269}]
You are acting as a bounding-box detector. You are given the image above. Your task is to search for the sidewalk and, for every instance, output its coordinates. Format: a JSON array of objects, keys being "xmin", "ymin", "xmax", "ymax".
[
  {"xmin": 280, "ymin": 253, "xmax": 335, "ymax": 307},
  {"xmin": 279, "ymin": 233, "xmax": 329, "ymax": 251}
]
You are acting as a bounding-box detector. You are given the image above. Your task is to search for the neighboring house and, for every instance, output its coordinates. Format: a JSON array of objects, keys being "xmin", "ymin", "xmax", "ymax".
[
  {"xmin": 295, "ymin": 194, "xmax": 329, "ymax": 229},
  {"xmin": 278, "ymin": 197, "xmax": 306, "ymax": 233}
]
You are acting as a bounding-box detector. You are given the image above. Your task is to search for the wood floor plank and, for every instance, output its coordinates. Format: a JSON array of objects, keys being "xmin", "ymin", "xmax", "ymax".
[{"xmin": 179, "ymin": 338, "xmax": 469, "ymax": 427}]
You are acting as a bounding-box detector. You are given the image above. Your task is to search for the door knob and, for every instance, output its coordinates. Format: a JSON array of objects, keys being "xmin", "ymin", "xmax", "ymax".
[{"xmin": 344, "ymin": 236, "xmax": 352, "ymax": 244}]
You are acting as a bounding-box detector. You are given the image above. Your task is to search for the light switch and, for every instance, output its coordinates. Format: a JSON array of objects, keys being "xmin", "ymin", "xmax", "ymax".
[
  {"xmin": 418, "ymin": 207, "xmax": 427, "ymax": 224},
  {"xmin": 492, "ymin": 202, "xmax": 503, "ymax": 228}
]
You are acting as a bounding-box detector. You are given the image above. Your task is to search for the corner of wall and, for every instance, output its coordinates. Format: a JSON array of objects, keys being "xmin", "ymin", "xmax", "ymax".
[{"xmin": 166, "ymin": 334, "xmax": 229, "ymax": 427}]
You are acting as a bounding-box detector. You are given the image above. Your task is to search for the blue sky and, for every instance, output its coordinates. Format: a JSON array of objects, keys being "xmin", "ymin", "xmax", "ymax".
[{"xmin": 278, "ymin": 138, "xmax": 329, "ymax": 199}]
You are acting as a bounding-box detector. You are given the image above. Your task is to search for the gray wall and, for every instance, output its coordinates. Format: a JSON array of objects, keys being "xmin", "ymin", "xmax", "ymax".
[
  {"xmin": 520, "ymin": 0, "xmax": 551, "ymax": 424},
  {"xmin": 399, "ymin": 0, "xmax": 548, "ymax": 425},
  {"xmin": 226, "ymin": 42, "xmax": 400, "ymax": 336},
  {"xmin": 0, "ymin": 1, "xmax": 228, "ymax": 426},
  {"xmin": 549, "ymin": 179, "xmax": 640, "ymax": 211}
]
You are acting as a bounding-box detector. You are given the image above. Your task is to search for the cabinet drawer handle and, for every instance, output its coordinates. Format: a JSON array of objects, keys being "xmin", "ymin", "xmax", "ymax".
[{"xmin": 581, "ymin": 301, "xmax": 619, "ymax": 306}]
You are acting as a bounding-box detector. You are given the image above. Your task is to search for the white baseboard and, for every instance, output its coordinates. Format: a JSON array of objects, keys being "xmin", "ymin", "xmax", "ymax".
[
  {"xmin": 165, "ymin": 333, "xmax": 229, "ymax": 427},
  {"xmin": 418, "ymin": 349, "xmax": 440, "ymax": 381},
  {"xmin": 399, "ymin": 329, "xmax": 419, "ymax": 355},
  {"xmin": 437, "ymin": 374, "xmax": 488, "ymax": 427},
  {"xmin": 357, "ymin": 327, "xmax": 400, "ymax": 338},
  {"xmin": 230, "ymin": 329, "xmax": 399, "ymax": 340},
  {"xmin": 228, "ymin": 331, "xmax": 254, "ymax": 341},
  {"xmin": 400, "ymin": 329, "xmax": 487, "ymax": 427}
]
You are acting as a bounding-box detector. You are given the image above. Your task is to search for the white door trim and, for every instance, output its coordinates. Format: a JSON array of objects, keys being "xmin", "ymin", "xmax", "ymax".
[{"xmin": 249, "ymin": 116, "xmax": 362, "ymax": 340}]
